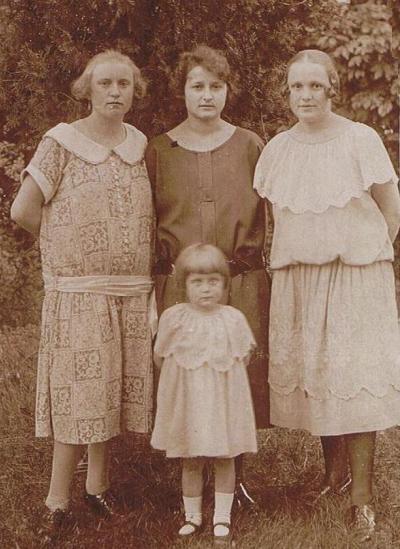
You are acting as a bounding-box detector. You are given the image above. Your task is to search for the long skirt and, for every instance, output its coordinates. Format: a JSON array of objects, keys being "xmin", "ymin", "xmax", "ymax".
[
  {"xmin": 36, "ymin": 290, "xmax": 153, "ymax": 444},
  {"xmin": 155, "ymin": 268, "xmax": 270, "ymax": 428},
  {"xmin": 269, "ymin": 260, "xmax": 400, "ymax": 435}
]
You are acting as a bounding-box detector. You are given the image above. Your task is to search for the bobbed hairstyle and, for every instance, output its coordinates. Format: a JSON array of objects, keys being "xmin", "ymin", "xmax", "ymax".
[
  {"xmin": 71, "ymin": 49, "xmax": 147, "ymax": 101},
  {"xmin": 175, "ymin": 243, "xmax": 230, "ymax": 288},
  {"xmin": 285, "ymin": 49, "xmax": 340, "ymax": 99},
  {"xmin": 170, "ymin": 44, "xmax": 239, "ymax": 99}
]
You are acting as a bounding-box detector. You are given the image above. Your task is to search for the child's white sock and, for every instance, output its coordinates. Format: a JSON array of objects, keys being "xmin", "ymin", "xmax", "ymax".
[
  {"xmin": 179, "ymin": 495, "xmax": 202, "ymax": 536},
  {"xmin": 213, "ymin": 491, "xmax": 234, "ymax": 537}
]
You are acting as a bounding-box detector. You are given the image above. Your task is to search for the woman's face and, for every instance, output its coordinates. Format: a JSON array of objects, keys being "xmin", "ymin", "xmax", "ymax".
[
  {"xmin": 89, "ymin": 61, "xmax": 134, "ymax": 119},
  {"xmin": 287, "ymin": 61, "xmax": 332, "ymax": 123},
  {"xmin": 184, "ymin": 65, "xmax": 228, "ymax": 121}
]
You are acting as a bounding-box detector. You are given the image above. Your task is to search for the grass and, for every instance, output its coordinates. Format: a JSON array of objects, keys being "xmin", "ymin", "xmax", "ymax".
[{"xmin": 1, "ymin": 325, "xmax": 400, "ymax": 548}]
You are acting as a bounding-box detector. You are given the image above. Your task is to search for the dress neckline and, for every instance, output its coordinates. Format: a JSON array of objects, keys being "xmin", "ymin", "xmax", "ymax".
[
  {"xmin": 164, "ymin": 127, "xmax": 238, "ymax": 153},
  {"xmin": 287, "ymin": 120, "xmax": 357, "ymax": 145}
]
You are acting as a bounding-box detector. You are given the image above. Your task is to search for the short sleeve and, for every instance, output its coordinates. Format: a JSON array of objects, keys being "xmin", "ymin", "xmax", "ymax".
[
  {"xmin": 253, "ymin": 132, "xmax": 283, "ymax": 198},
  {"xmin": 355, "ymin": 125, "xmax": 398, "ymax": 188},
  {"xmin": 21, "ymin": 136, "xmax": 68, "ymax": 204},
  {"xmin": 227, "ymin": 307, "xmax": 256, "ymax": 358},
  {"xmin": 153, "ymin": 305, "xmax": 181, "ymax": 358}
]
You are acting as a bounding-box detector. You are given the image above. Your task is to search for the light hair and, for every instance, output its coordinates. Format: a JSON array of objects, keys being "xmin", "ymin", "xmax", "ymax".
[
  {"xmin": 286, "ymin": 49, "xmax": 340, "ymax": 99},
  {"xmin": 175, "ymin": 244, "xmax": 230, "ymax": 288},
  {"xmin": 71, "ymin": 49, "xmax": 147, "ymax": 101}
]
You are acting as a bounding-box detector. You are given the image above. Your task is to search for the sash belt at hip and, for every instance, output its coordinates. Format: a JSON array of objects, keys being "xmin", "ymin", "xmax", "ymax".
[{"xmin": 43, "ymin": 274, "xmax": 157, "ymax": 335}]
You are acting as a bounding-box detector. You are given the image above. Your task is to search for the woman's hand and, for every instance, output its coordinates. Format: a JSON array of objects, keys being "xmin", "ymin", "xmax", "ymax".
[
  {"xmin": 10, "ymin": 175, "xmax": 44, "ymax": 236},
  {"xmin": 371, "ymin": 181, "xmax": 400, "ymax": 243}
]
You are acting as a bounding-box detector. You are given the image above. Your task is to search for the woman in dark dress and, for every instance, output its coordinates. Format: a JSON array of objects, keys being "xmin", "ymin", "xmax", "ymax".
[{"xmin": 145, "ymin": 45, "xmax": 270, "ymax": 502}]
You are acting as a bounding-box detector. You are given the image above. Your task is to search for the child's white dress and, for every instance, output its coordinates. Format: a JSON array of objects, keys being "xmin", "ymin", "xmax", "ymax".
[{"xmin": 151, "ymin": 303, "xmax": 258, "ymax": 458}]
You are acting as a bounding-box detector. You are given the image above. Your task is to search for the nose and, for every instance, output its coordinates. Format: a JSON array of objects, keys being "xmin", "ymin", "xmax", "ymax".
[
  {"xmin": 202, "ymin": 86, "xmax": 213, "ymax": 101},
  {"xmin": 300, "ymin": 86, "xmax": 312, "ymax": 100},
  {"xmin": 200, "ymin": 281, "xmax": 211, "ymax": 292},
  {"xmin": 109, "ymin": 82, "xmax": 120, "ymax": 97}
]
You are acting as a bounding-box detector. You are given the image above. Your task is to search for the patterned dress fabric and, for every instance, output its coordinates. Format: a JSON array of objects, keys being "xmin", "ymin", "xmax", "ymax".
[
  {"xmin": 22, "ymin": 123, "xmax": 154, "ymax": 444},
  {"xmin": 254, "ymin": 121, "xmax": 400, "ymax": 435},
  {"xmin": 145, "ymin": 127, "xmax": 271, "ymax": 428},
  {"xmin": 151, "ymin": 303, "xmax": 258, "ymax": 457}
]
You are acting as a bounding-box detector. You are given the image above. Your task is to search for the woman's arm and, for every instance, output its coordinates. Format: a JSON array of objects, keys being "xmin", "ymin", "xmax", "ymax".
[
  {"xmin": 10, "ymin": 175, "xmax": 45, "ymax": 236},
  {"xmin": 371, "ymin": 181, "xmax": 400, "ymax": 243}
]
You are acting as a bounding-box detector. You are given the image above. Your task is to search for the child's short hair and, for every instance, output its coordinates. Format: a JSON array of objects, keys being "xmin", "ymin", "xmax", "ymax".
[{"xmin": 175, "ymin": 244, "xmax": 230, "ymax": 287}]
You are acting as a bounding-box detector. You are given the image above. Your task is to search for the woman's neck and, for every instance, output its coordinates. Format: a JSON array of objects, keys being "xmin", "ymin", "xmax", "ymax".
[
  {"xmin": 169, "ymin": 116, "xmax": 236, "ymax": 152},
  {"xmin": 297, "ymin": 111, "xmax": 335, "ymax": 134},
  {"xmin": 184, "ymin": 115, "xmax": 226, "ymax": 135},
  {"xmin": 76, "ymin": 112, "xmax": 126, "ymax": 147}
]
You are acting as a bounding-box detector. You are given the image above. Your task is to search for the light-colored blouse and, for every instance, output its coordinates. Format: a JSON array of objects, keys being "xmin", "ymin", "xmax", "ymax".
[
  {"xmin": 155, "ymin": 303, "xmax": 256, "ymax": 372},
  {"xmin": 254, "ymin": 122, "xmax": 398, "ymax": 269}
]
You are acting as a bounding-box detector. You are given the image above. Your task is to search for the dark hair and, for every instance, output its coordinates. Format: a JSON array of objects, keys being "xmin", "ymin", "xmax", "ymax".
[
  {"xmin": 285, "ymin": 49, "xmax": 340, "ymax": 99},
  {"xmin": 170, "ymin": 44, "xmax": 239, "ymax": 99},
  {"xmin": 175, "ymin": 243, "xmax": 230, "ymax": 288},
  {"xmin": 71, "ymin": 49, "xmax": 147, "ymax": 101}
]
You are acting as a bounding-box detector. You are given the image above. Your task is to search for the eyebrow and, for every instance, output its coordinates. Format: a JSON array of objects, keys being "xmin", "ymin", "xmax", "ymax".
[{"xmin": 289, "ymin": 80, "xmax": 326, "ymax": 85}]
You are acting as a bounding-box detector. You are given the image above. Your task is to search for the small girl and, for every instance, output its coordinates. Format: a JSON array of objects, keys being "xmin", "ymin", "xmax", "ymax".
[{"xmin": 151, "ymin": 243, "xmax": 257, "ymax": 544}]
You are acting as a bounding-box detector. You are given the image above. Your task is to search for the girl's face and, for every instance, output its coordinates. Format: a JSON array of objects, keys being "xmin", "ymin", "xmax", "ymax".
[
  {"xmin": 287, "ymin": 61, "xmax": 332, "ymax": 123},
  {"xmin": 90, "ymin": 61, "xmax": 134, "ymax": 119},
  {"xmin": 186, "ymin": 272, "xmax": 225, "ymax": 310},
  {"xmin": 184, "ymin": 65, "xmax": 228, "ymax": 122}
]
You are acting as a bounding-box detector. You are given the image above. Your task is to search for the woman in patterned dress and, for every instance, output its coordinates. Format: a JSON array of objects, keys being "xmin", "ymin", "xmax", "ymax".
[
  {"xmin": 11, "ymin": 50, "xmax": 154, "ymax": 537},
  {"xmin": 254, "ymin": 49, "xmax": 400, "ymax": 541},
  {"xmin": 145, "ymin": 44, "xmax": 270, "ymax": 503}
]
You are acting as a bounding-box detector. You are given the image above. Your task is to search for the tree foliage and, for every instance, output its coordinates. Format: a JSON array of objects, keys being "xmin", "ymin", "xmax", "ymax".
[
  {"xmin": 0, "ymin": 0, "xmax": 397, "ymax": 326},
  {"xmin": 307, "ymin": 0, "xmax": 398, "ymax": 163}
]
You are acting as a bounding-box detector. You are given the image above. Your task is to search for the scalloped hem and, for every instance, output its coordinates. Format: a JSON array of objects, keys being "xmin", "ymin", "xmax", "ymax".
[
  {"xmin": 270, "ymin": 386, "xmax": 400, "ymax": 436},
  {"xmin": 269, "ymin": 382, "xmax": 400, "ymax": 401},
  {"xmin": 267, "ymin": 175, "xmax": 398, "ymax": 215}
]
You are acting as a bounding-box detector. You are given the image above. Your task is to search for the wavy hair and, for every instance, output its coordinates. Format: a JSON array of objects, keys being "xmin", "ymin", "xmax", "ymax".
[
  {"xmin": 170, "ymin": 44, "xmax": 239, "ymax": 100},
  {"xmin": 71, "ymin": 49, "xmax": 147, "ymax": 101}
]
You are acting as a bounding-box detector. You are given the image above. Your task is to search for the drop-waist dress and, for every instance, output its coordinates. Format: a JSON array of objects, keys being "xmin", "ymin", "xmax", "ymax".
[
  {"xmin": 254, "ymin": 121, "xmax": 400, "ymax": 435},
  {"xmin": 22, "ymin": 123, "xmax": 154, "ymax": 444},
  {"xmin": 145, "ymin": 127, "xmax": 271, "ymax": 428}
]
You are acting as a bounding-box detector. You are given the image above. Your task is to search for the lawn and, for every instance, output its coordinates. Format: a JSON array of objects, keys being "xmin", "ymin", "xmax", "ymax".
[{"xmin": 1, "ymin": 325, "xmax": 399, "ymax": 548}]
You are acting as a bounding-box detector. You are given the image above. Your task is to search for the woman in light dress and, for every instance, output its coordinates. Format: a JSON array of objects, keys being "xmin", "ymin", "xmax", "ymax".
[
  {"xmin": 254, "ymin": 49, "xmax": 400, "ymax": 541},
  {"xmin": 11, "ymin": 50, "xmax": 154, "ymax": 540}
]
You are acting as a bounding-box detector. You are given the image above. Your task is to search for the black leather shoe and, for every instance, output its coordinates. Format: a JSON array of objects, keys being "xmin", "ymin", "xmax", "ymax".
[
  {"xmin": 348, "ymin": 503, "xmax": 376, "ymax": 542},
  {"xmin": 84, "ymin": 490, "xmax": 121, "ymax": 517},
  {"xmin": 37, "ymin": 508, "xmax": 75, "ymax": 543},
  {"xmin": 235, "ymin": 482, "xmax": 256, "ymax": 508},
  {"xmin": 316, "ymin": 474, "xmax": 352, "ymax": 501}
]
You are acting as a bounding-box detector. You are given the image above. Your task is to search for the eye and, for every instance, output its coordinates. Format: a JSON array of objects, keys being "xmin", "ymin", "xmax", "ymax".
[
  {"xmin": 211, "ymin": 83, "xmax": 223, "ymax": 90},
  {"xmin": 119, "ymin": 80, "xmax": 130, "ymax": 87},
  {"xmin": 290, "ymin": 83, "xmax": 302, "ymax": 90},
  {"xmin": 312, "ymin": 83, "xmax": 323, "ymax": 90}
]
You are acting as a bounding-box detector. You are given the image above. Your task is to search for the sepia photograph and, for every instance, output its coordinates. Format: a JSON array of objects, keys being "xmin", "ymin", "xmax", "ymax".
[{"xmin": 0, "ymin": 0, "xmax": 399, "ymax": 547}]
